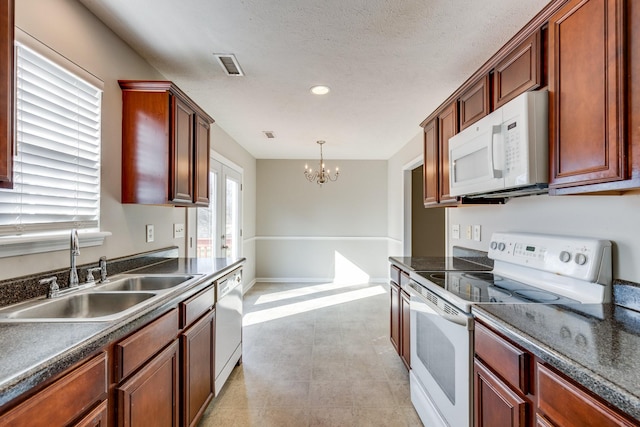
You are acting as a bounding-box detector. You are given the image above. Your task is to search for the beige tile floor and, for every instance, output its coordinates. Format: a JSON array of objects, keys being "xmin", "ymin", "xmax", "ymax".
[{"xmin": 198, "ymin": 281, "xmax": 423, "ymax": 427}]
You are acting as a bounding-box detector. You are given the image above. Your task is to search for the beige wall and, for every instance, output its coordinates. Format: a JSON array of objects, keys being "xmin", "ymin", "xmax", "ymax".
[
  {"xmin": 2, "ymin": 0, "xmax": 257, "ymax": 283},
  {"xmin": 256, "ymin": 159, "xmax": 388, "ymax": 281}
]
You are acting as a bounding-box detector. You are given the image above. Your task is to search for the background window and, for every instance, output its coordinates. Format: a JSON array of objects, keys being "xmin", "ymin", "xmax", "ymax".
[{"xmin": 0, "ymin": 43, "xmax": 102, "ymax": 236}]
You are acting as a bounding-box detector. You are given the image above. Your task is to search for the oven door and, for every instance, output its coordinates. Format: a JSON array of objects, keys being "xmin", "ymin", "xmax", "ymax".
[
  {"xmin": 408, "ymin": 282, "xmax": 473, "ymax": 427},
  {"xmin": 449, "ymin": 108, "xmax": 504, "ymax": 197}
]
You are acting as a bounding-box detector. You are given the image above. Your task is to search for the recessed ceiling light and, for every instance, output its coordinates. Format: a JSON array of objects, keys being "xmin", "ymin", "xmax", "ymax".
[{"xmin": 310, "ymin": 85, "xmax": 330, "ymax": 95}]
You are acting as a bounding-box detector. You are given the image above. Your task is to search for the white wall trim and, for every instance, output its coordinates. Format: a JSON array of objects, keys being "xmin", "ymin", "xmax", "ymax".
[
  {"xmin": 243, "ymin": 236, "xmax": 257, "ymax": 243},
  {"xmin": 0, "ymin": 231, "xmax": 112, "ymax": 258},
  {"xmin": 254, "ymin": 236, "xmax": 390, "ymax": 241},
  {"xmin": 243, "ymin": 278, "xmax": 257, "ymax": 295},
  {"xmin": 254, "ymin": 277, "xmax": 387, "ymax": 284}
]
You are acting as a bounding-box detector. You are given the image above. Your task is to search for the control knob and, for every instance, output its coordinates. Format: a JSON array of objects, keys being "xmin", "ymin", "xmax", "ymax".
[
  {"xmin": 490, "ymin": 241, "xmax": 497, "ymax": 250},
  {"xmin": 559, "ymin": 251, "xmax": 571, "ymax": 263},
  {"xmin": 575, "ymin": 253, "xmax": 587, "ymax": 265},
  {"xmin": 498, "ymin": 242, "xmax": 506, "ymax": 251}
]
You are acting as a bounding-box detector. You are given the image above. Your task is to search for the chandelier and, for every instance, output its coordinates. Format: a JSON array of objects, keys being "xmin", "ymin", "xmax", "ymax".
[{"xmin": 304, "ymin": 140, "xmax": 339, "ymax": 185}]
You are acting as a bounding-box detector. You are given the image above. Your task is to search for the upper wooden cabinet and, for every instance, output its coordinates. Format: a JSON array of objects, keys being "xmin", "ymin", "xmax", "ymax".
[
  {"xmin": 422, "ymin": 102, "xmax": 459, "ymax": 207},
  {"xmin": 493, "ymin": 31, "xmax": 542, "ymax": 109},
  {"xmin": 459, "ymin": 75, "xmax": 491, "ymax": 131},
  {"xmin": 119, "ymin": 80, "xmax": 214, "ymax": 206},
  {"xmin": 437, "ymin": 102, "xmax": 459, "ymax": 205},
  {"xmin": 548, "ymin": 0, "xmax": 627, "ymax": 190},
  {"xmin": 0, "ymin": 0, "xmax": 13, "ymax": 189}
]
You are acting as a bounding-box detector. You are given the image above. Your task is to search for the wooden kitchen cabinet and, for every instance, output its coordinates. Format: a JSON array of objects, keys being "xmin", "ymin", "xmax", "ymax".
[
  {"xmin": 180, "ymin": 282, "xmax": 216, "ymax": 427},
  {"xmin": 389, "ymin": 277, "xmax": 401, "ymax": 354},
  {"xmin": 474, "ymin": 359, "xmax": 528, "ymax": 427},
  {"xmin": 437, "ymin": 101, "xmax": 459, "ymax": 205},
  {"xmin": 493, "ymin": 31, "xmax": 542, "ymax": 109},
  {"xmin": 422, "ymin": 101, "xmax": 459, "ymax": 207},
  {"xmin": 0, "ymin": 352, "xmax": 108, "ymax": 427},
  {"xmin": 117, "ymin": 340, "xmax": 180, "ymax": 427},
  {"xmin": 548, "ymin": 0, "xmax": 627, "ymax": 190},
  {"xmin": 459, "ymin": 75, "xmax": 491, "ymax": 131},
  {"xmin": 75, "ymin": 400, "xmax": 108, "ymax": 427},
  {"xmin": 0, "ymin": 0, "xmax": 13, "ymax": 189},
  {"xmin": 400, "ymin": 287, "xmax": 411, "ymax": 369},
  {"xmin": 537, "ymin": 363, "xmax": 637, "ymax": 427},
  {"xmin": 475, "ymin": 320, "xmax": 640, "ymax": 427},
  {"xmin": 119, "ymin": 80, "xmax": 214, "ymax": 206}
]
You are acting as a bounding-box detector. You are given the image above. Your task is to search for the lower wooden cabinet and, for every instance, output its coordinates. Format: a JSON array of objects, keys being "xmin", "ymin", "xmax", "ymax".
[
  {"xmin": 116, "ymin": 340, "xmax": 180, "ymax": 427},
  {"xmin": 0, "ymin": 352, "xmax": 107, "ymax": 427},
  {"xmin": 75, "ymin": 400, "xmax": 108, "ymax": 427},
  {"xmin": 181, "ymin": 309, "xmax": 216, "ymax": 427},
  {"xmin": 475, "ymin": 320, "xmax": 639, "ymax": 427},
  {"xmin": 400, "ymin": 288, "xmax": 411, "ymax": 369},
  {"xmin": 389, "ymin": 279, "xmax": 401, "ymax": 353},
  {"xmin": 474, "ymin": 359, "xmax": 528, "ymax": 427}
]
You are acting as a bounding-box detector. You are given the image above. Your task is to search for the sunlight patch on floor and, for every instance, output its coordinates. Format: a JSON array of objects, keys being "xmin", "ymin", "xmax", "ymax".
[
  {"xmin": 255, "ymin": 281, "xmax": 367, "ymax": 305},
  {"xmin": 243, "ymin": 285, "xmax": 386, "ymax": 326}
]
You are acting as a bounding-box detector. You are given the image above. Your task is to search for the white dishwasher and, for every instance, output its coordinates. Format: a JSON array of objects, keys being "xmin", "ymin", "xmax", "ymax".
[{"xmin": 215, "ymin": 269, "xmax": 243, "ymax": 395}]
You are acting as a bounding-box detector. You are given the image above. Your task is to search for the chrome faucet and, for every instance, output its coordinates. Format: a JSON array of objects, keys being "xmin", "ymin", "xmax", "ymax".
[{"xmin": 69, "ymin": 229, "xmax": 80, "ymax": 287}]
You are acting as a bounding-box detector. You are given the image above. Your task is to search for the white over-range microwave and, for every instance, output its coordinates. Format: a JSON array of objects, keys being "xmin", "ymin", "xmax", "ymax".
[{"xmin": 449, "ymin": 90, "xmax": 548, "ymax": 198}]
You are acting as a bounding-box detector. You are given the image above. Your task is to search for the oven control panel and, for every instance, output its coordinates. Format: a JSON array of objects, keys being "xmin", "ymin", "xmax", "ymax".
[{"xmin": 488, "ymin": 232, "xmax": 611, "ymax": 283}]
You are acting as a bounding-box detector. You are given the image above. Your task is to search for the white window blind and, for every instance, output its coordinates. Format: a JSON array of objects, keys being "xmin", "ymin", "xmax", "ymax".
[{"xmin": 0, "ymin": 43, "xmax": 102, "ymax": 236}]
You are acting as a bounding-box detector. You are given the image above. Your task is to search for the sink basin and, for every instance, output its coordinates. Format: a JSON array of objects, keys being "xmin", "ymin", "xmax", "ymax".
[
  {"xmin": 97, "ymin": 275, "xmax": 193, "ymax": 292},
  {"xmin": 0, "ymin": 292, "xmax": 156, "ymax": 321}
]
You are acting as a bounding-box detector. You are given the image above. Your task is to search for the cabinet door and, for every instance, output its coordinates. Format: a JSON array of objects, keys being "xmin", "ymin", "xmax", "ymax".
[
  {"xmin": 117, "ymin": 340, "xmax": 180, "ymax": 427},
  {"xmin": 181, "ymin": 309, "xmax": 215, "ymax": 427},
  {"xmin": 549, "ymin": 0, "xmax": 627, "ymax": 189},
  {"xmin": 170, "ymin": 96, "xmax": 195, "ymax": 204},
  {"xmin": 423, "ymin": 119, "xmax": 439, "ymax": 206},
  {"xmin": 389, "ymin": 280, "xmax": 400, "ymax": 354},
  {"xmin": 0, "ymin": 0, "xmax": 13, "ymax": 189},
  {"xmin": 537, "ymin": 363, "xmax": 636, "ymax": 427},
  {"xmin": 74, "ymin": 400, "xmax": 107, "ymax": 427},
  {"xmin": 474, "ymin": 359, "xmax": 528, "ymax": 427},
  {"xmin": 493, "ymin": 31, "xmax": 541, "ymax": 109},
  {"xmin": 438, "ymin": 102, "xmax": 459, "ymax": 204},
  {"xmin": 194, "ymin": 115, "xmax": 211, "ymax": 206},
  {"xmin": 400, "ymin": 289, "xmax": 411, "ymax": 370},
  {"xmin": 459, "ymin": 75, "xmax": 491, "ymax": 130}
]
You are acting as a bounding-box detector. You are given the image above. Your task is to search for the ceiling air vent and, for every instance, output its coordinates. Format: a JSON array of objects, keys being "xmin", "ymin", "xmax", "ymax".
[
  {"xmin": 263, "ymin": 131, "xmax": 275, "ymax": 139},
  {"xmin": 214, "ymin": 54, "xmax": 244, "ymax": 76}
]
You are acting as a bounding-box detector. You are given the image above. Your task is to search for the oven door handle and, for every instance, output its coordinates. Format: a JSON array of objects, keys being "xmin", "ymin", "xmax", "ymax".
[{"xmin": 408, "ymin": 286, "xmax": 471, "ymax": 328}]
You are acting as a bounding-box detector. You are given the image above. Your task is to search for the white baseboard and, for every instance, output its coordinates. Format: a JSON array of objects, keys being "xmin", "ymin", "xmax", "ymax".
[
  {"xmin": 242, "ymin": 278, "xmax": 257, "ymax": 295},
  {"xmin": 254, "ymin": 277, "xmax": 387, "ymax": 284}
]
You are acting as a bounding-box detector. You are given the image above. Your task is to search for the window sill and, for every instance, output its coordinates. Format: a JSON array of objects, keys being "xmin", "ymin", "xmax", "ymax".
[{"xmin": 0, "ymin": 231, "xmax": 112, "ymax": 258}]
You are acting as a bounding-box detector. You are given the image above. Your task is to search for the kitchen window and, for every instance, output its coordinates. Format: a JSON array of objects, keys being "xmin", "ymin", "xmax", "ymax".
[{"xmin": 0, "ymin": 30, "xmax": 107, "ymax": 256}]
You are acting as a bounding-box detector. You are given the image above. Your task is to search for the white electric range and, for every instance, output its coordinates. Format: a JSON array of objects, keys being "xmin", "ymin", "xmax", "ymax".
[{"xmin": 407, "ymin": 232, "xmax": 612, "ymax": 427}]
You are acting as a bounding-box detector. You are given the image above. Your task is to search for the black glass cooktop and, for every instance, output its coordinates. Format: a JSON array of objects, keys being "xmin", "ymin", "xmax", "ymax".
[{"xmin": 413, "ymin": 271, "xmax": 581, "ymax": 305}]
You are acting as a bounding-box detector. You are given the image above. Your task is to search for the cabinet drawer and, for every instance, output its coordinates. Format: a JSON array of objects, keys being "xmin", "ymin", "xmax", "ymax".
[
  {"xmin": 390, "ymin": 264, "xmax": 401, "ymax": 285},
  {"xmin": 475, "ymin": 322, "xmax": 529, "ymax": 394},
  {"xmin": 115, "ymin": 309, "xmax": 178, "ymax": 382},
  {"xmin": 537, "ymin": 363, "xmax": 636, "ymax": 427},
  {"xmin": 180, "ymin": 283, "xmax": 215, "ymax": 328},
  {"xmin": 0, "ymin": 352, "xmax": 107, "ymax": 427}
]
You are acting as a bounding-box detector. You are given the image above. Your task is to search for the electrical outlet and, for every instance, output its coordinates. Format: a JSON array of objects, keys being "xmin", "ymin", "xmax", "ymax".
[
  {"xmin": 452, "ymin": 224, "xmax": 460, "ymax": 239},
  {"xmin": 173, "ymin": 223, "xmax": 185, "ymax": 238},
  {"xmin": 466, "ymin": 225, "xmax": 472, "ymax": 240},
  {"xmin": 473, "ymin": 225, "xmax": 482, "ymax": 242},
  {"xmin": 146, "ymin": 224, "xmax": 154, "ymax": 243}
]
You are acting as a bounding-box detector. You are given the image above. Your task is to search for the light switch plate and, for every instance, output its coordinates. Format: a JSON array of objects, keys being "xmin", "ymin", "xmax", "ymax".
[
  {"xmin": 473, "ymin": 225, "xmax": 481, "ymax": 242},
  {"xmin": 452, "ymin": 224, "xmax": 460, "ymax": 239},
  {"xmin": 146, "ymin": 224, "xmax": 154, "ymax": 243},
  {"xmin": 173, "ymin": 223, "xmax": 185, "ymax": 238},
  {"xmin": 466, "ymin": 225, "xmax": 472, "ymax": 240}
]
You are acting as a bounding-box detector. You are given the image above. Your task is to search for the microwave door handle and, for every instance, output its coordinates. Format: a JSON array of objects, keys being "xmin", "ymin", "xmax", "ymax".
[{"xmin": 491, "ymin": 125, "xmax": 503, "ymax": 178}]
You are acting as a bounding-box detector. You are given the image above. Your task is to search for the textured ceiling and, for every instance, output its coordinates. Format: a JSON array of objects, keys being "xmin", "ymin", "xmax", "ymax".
[{"xmin": 79, "ymin": 0, "xmax": 551, "ymax": 160}]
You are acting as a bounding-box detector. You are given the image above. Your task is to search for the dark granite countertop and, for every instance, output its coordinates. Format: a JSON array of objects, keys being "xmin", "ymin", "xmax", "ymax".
[
  {"xmin": 0, "ymin": 257, "xmax": 244, "ymax": 409},
  {"xmin": 473, "ymin": 303, "xmax": 640, "ymax": 422}
]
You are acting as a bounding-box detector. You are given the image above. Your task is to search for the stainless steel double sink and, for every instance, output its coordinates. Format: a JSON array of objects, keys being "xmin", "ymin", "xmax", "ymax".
[{"xmin": 0, "ymin": 274, "xmax": 197, "ymax": 322}]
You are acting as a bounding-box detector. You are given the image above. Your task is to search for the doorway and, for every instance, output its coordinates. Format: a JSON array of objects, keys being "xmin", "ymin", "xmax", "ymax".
[{"xmin": 410, "ymin": 166, "xmax": 445, "ymax": 256}]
